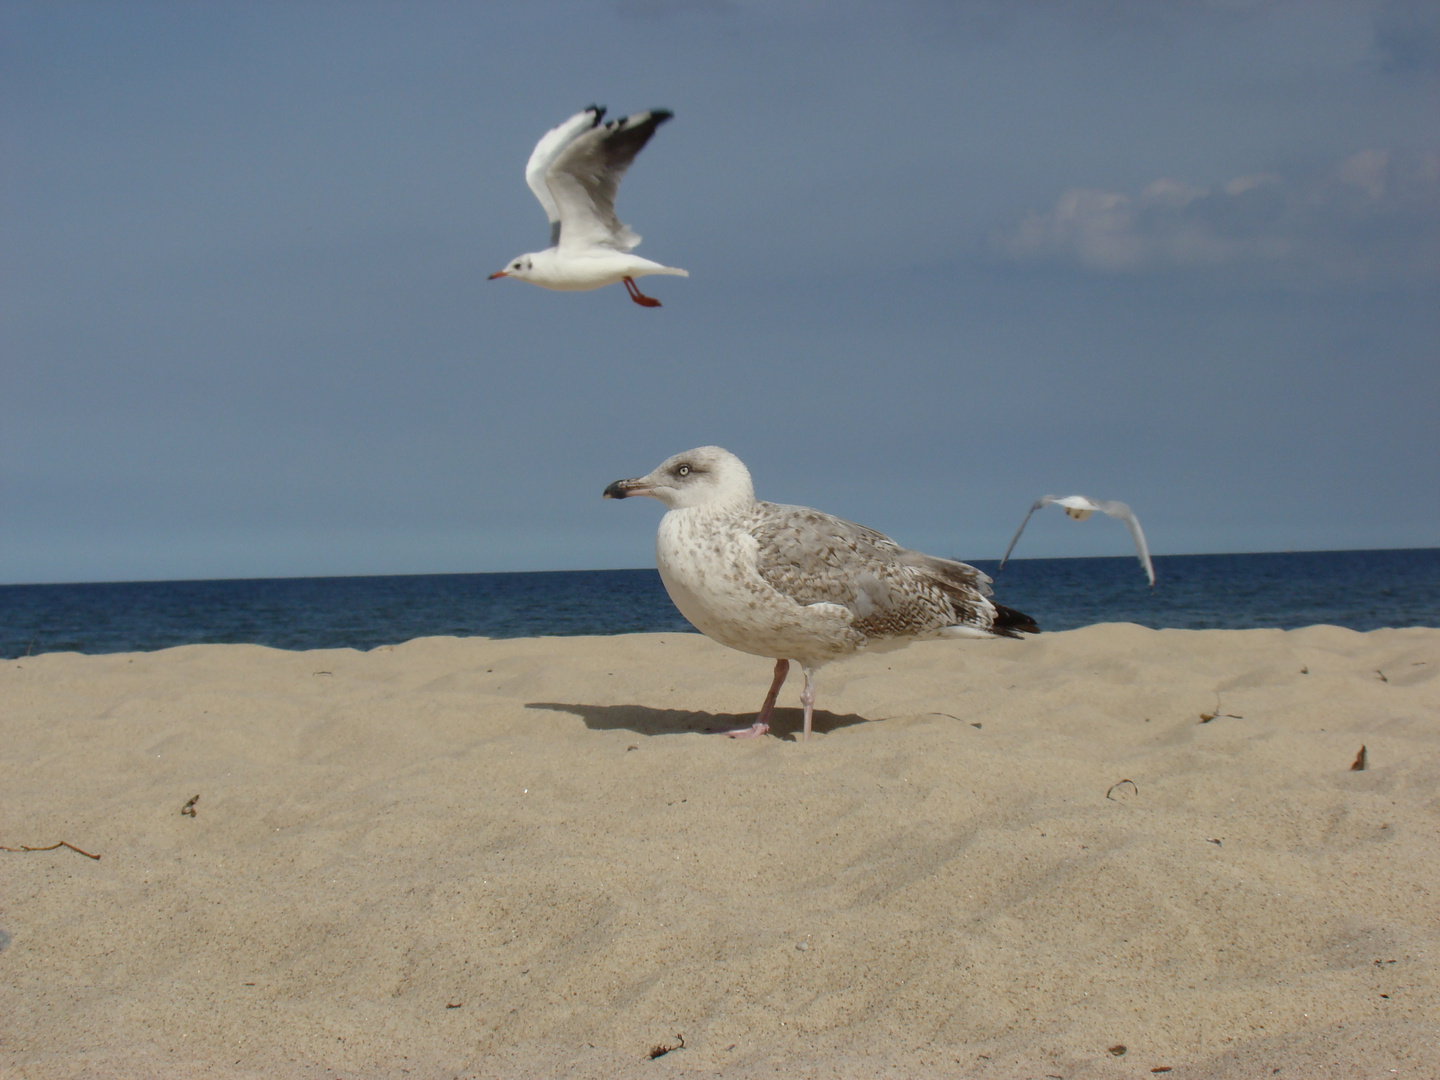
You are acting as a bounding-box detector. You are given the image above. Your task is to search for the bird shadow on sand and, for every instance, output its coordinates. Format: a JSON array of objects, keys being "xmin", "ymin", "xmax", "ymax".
[{"xmin": 525, "ymin": 702, "xmax": 871, "ymax": 741}]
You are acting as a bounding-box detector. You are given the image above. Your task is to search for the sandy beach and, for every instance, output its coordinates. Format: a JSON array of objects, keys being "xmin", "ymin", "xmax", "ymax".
[{"xmin": 1, "ymin": 625, "xmax": 1436, "ymax": 1078}]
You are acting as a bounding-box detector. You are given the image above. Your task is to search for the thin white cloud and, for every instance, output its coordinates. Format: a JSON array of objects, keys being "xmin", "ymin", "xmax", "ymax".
[{"xmin": 991, "ymin": 149, "xmax": 1440, "ymax": 286}]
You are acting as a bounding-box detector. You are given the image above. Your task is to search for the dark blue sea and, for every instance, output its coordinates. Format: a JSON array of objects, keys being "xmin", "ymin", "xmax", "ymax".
[{"xmin": 2, "ymin": 549, "xmax": 1437, "ymax": 660}]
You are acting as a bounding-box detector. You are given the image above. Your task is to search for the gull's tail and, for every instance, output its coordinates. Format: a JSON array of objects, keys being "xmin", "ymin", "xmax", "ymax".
[{"xmin": 990, "ymin": 603, "xmax": 1039, "ymax": 638}]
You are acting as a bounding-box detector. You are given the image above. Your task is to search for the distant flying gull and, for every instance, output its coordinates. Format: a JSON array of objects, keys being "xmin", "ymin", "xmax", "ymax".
[
  {"xmin": 488, "ymin": 105, "xmax": 688, "ymax": 308},
  {"xmin": 1000, "ymin": 495, "xmax": 1155, "ymax": 586},
  {"xmin": 604, "ymin": 447, "xmax": 1038, "ymax": 741}
]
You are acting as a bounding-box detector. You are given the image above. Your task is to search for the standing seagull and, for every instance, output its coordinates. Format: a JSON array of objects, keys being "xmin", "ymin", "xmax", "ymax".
[
  {"xmin": 489, "ymin": 106, "xmax": 688, "ymax": 307},
  {"xmin": 604, "ymin": 447, "xmax": 1038, "ymax": 741},
  {"xmin": 1000, "ymin": 495, "xmax": 1155, "ymax": 586}
]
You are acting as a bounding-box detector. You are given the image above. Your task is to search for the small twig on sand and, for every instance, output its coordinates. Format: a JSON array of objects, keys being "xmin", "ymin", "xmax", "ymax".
[
  {"xmin": 1350, "ymin": 745, "xmax": 1368, "ymax": 771},
  {"xmin": 1105, "ymin": 779, "xmax": 1138, "ymax": 801},
  {"xmin": 647, "ymin": 1033, "xmax": 685, "ymax": 1060},
  {"xmin": 1, "ymin": 840, "xmax": 101, "ymax": 860},
  {"xmin": 1199, "ymin": 694, "xmax": 1242, "ymax": 723}
]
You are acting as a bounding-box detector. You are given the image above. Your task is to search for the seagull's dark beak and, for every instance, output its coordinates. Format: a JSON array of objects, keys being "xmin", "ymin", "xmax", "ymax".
[
  {"xmin": 603, "ymin": 478, "xmax": 652, "ymax": 499},
  {"xmin": 487, "ymin": 271, "xmax": 508, "ymax": 280}
]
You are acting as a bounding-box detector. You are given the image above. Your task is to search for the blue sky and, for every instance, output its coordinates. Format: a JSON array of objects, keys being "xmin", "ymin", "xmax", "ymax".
[{"xmin": 3, "ymin": 0, "xmax": 1436, "ymax": 584}]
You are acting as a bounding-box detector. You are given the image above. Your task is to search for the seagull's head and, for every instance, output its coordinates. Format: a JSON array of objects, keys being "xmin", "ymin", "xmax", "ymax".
[
  {"xmin": 603, "ymin": 446, "xmax": 754, "ymax": 510},
  {"xmin": 488, "ymin": 254, "xmax": 537, "ymax": 282}
]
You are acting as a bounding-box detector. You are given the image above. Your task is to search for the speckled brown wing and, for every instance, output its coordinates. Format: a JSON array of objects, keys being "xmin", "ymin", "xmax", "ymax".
[{"xmin": 747, "ymin": 502, "xmax": 999, "ymax": 640}]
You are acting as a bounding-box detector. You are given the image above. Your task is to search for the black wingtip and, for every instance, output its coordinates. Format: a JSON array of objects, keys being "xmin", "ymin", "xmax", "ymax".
[
  {"xmin": 991, "ymin": 603, "xmax": 1040, "ymax": 638},
  {"xmin": 609, "ymin": 109, "xmax": 673, "ymax": 129},
  {"xmin": 585, "ymin": 104, "xmax": 607, "ymax": 125}
]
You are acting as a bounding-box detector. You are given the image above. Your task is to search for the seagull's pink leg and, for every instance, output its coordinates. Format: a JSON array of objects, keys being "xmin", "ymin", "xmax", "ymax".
[
  {"xmin": 800, "ymin": 668, "xmax": 816, "ymax": 742},
  {"xmin": 714, "ymin": 658, "xmax": 788, "ymax": 739},
  {"xmin": 623, "ymin": 276, "xmax": 662, "ymax": 307}
]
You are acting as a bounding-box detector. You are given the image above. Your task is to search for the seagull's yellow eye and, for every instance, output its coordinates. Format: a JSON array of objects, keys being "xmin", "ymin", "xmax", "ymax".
[{"xmin": 677, "ymin": 464, "xmax": 691, "ymax": 476}]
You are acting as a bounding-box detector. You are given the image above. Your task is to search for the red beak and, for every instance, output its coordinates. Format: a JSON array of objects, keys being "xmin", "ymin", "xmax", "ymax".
[{"xmin": 488, "ymin": 271, "xmax": 508, "ymax": 280}]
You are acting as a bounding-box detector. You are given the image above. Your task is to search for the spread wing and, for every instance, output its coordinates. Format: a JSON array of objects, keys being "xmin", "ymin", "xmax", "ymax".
[
  {"xmin": 999, "ymin": 495, "xmax": 1063, "ymax": 568},
  {"xmin": 749, "ymin": 502, "xmax": 1001, "ymax": 639},
  {"xmin": 524, "ymin": 106, "xmax": 606, "ymax": 249},
  {"xmin": 546, "ymin": 109, "xmax": 672, "ymax": 253},
  {"xmin": 1091, "ymin": 499, "xmax": 1155, "ymax": 586}
]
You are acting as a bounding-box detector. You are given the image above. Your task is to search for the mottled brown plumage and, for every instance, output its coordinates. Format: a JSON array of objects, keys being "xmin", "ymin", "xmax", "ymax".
[{"xmin": 748, "ymin": 504, "xmax": 1000, "ymax": 640}]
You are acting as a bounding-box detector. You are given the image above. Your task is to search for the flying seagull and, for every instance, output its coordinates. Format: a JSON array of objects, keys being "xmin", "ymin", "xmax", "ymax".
[
  {"xmin": 999, "ymin": 495, "xmax": 1155, "ymax": 586},
  {"xmin": 489, "ymin": 106, "xmax": 688, "ymax": 307},
  {"xmin": 604, "ymin": 447, "xmax": 1038, "ymax": 741}
]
